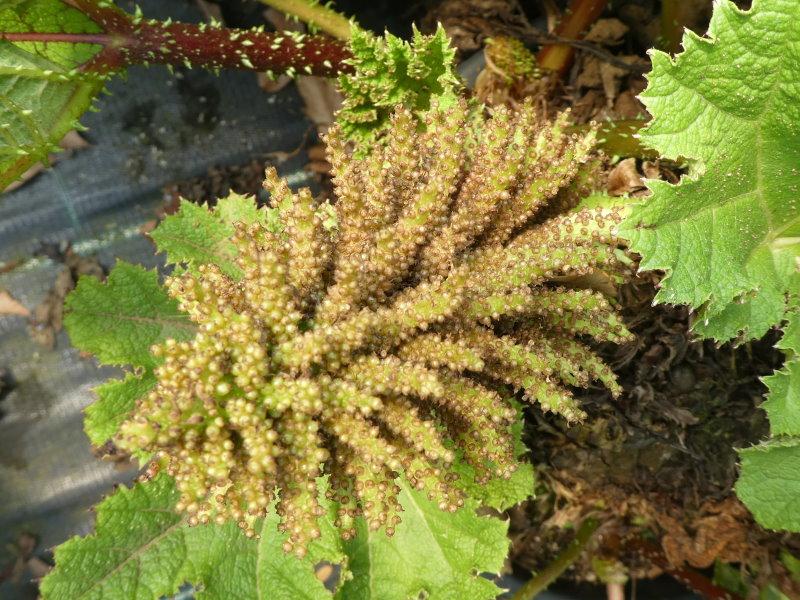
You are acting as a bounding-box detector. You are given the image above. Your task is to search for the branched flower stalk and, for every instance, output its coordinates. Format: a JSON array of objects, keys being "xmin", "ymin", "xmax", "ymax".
[{"xmin": 117, "ymin": 100, "xmax": 632, "ymax": 557}]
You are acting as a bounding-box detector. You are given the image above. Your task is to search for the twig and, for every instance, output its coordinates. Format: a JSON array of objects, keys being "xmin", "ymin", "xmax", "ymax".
[
  {"xmin": 512, "ymin": 517, "xmax": 600, "ymax": 600},
  {"xmin": 499, "ymin": 0, "xmax": 645, "ymax": 75},
  {"xmin": 517, "ymin": 28, "xmax": 648, "ymax": 74}
]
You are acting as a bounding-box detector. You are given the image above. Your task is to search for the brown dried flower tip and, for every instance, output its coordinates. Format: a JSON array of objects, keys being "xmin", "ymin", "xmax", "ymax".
[{"xmin": 117, "ymin": 99, "xmax": 633, "ymax": 555}]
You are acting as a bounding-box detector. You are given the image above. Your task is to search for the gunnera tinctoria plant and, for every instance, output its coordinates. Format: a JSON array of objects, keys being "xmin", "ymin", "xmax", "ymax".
[{"xmin": 113, "ymin": 99, "xmax": 632, "ymax": 557}]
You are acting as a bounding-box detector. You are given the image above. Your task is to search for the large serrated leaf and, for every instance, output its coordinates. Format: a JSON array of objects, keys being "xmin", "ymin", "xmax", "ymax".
[
  {"xmin": 336, "ymin": 479, "xmax": 509, "ymax": 600},
  {"xmin": 618, "ymin": 0, "xmax": 800, "ymax": 532},
  {"xmin": 0, "ymin": 0, "xmax": 109, "ymax": 189},
  {"xmin": 42, "ymin": 476, "xmax": 348, "ymax": 600},
  {"xmin": 64, "ymin": 262, "xmax": 195, "ymax": 368},
  {"xmin": 41, "ymin": 474, "xmax": 345, "ymax": 600},
  {"xmin": 620, "ymin": 0, "xmax": 800, "ymax": 340},
  {"xmin": 40, "ymin": 474, "xmax": 260, "ymax": 600},
  {"xmin": 43, "ymin": 472, "xmax": 511, "ymax": 600}
]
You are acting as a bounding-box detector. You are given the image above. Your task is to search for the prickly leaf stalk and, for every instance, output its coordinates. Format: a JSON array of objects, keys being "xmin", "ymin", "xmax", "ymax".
[{"xmin": 0, "ymin": 0, "xmax": 351, "ymax": 189}]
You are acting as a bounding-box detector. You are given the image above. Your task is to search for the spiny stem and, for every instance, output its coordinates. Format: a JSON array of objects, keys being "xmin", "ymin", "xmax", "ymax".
[
  {"xmin": 35, "ymin": 0, "xmax": 353, "ymax": 76},
  {"xmin": 258, "ymin": 0, "xmax": 353, "ymax": 41},
  {"xmin": 511, "ymin": 517, "xmax": 600, "ymax": 600},
  {"xmin": 537, "ymin": 0, "xmax": 608, "ymax": 77},
  {"xmin": 83, "ymin": 20, "xmax": 353, "ymax": 76}
]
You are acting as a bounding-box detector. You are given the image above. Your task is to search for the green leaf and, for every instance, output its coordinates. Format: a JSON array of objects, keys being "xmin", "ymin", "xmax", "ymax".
[
  {"xmin": 64, "ymin": 262, "xmax": 194, "ymax": 368},
  {"xmin": 713, "ymin": 560, "xmax": 750, "ymax": 598},
  {"xmin": 737, "ymin": 440, "xmax": 800, "ymax": 532},
  {"xmin": 760, "ymin": 584, "xmax": 791, "ymax": 600},
  {"xmin": 619, "ymin": 0, "xmax": 800, "ymax": 341},
  {"xmin": 41, "ymin": 474, "xmax": 508, "ymax": 600},
  {"xmin": 40, "ymin": 474, "xmax": 260, "ymax": 600},
  {"xmin": 336, "ymin": 478, "xmax": 508, "ymax": 600},
  {"xmin": 0, "ymin": 0, "xmax": 109, "ymax": 189},
  {"xmin": 41, "ymin": 475, "xmax": 342, "ymax": 600},
  {"xmin": 337, "ymin": 24, "xmax": 461, "ymax": 151},
  {"xmin": 85, "ymin": 370, "xmax": 156, "ymax": 446},
  {"xmin": 457, "ymin": 459, "xmax": 534, "ymax": 513},
  {"xmin": 778, "ymin": 300, "xmax": 800, "ymax": 354},
  {"xmin": 617, "ymin": 0, "xmax": 800, "ymax": 532},
  {"xmin": 780, "ymin": 549, "xmax": 800, "ymax": 582},
  {"xmin": 43, "ymin": 470, "xmax": 510, "ymax": 600},
  {"xmin": 759, "ymin": 302, "xmax": 800, "ymax": 438},
  {"xmin": 151, "ymin": 194, "xmax": 276, "ymax": 279},
  {"xmin": 0, "ymin": 0, "xmax": 103, "ymax": 66},
  {"xmin": 256, "ymin": 511, "xmax": 335, "ymax": 600},
  {"xmin": 761, "ymin": 359, "xmax": 800, "ymax": 436},
  {"xmin": 256, "ymin": 476, "xmax": 343, "ymax": 599}
]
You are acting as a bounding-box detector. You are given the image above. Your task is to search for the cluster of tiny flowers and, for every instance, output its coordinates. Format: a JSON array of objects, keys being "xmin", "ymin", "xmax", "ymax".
[{"xmin": 117, "ymin": 99, "xmax": 632, "ymax": 556}]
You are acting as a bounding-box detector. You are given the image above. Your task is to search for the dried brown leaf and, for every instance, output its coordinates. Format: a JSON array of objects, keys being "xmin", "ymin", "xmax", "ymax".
[{"xmin": 607, "ymin": 158, "xmax": 644, "ymax": 196}]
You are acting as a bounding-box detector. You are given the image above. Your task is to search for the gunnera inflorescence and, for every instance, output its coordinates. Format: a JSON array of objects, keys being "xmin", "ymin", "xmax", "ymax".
[{"xmin": 116, "ymin": 99, "xmax": 633, "ymax": 557}]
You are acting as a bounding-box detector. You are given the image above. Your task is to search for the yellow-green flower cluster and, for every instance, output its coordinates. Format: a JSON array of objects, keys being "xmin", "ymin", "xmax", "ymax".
[{"xmin": 117, "ymin": 99, "xmax": 632, "ymax": 556}]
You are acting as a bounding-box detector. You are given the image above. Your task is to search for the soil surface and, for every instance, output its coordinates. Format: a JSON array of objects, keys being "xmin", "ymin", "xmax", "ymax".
[{"xmin": 511, "ymin": 276, "xmax": 799, "ymax": 595}]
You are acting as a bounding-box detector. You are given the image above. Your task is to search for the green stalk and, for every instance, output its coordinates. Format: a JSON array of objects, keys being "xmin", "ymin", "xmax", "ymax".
[
  {"xmin": 511, "ymin": 517, "xmax": 600, "ymax": 600},
  {"xmin": 258, "ymin": 0, "xmax": 352, "ymax": 41},
  {"xmin": 660, "ymin": 0, "xmax": 684, "ymax": 54}
]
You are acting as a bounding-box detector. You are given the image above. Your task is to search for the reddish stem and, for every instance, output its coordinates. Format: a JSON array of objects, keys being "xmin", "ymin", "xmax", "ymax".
[
  {"xmin": 84, "ymin": 20, "xmax": 353, "ymax": 77},
  {"xmin": 10, "ymin": 0, "xmax": 353, "ymax": 78},
  {"xmin": 537, "ymin": 0, "xmax": 608, "ymax": 77},
  {"xmin": 628, "ymin": 538, "xmax": 744, "ymax": 600}
]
